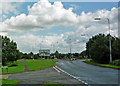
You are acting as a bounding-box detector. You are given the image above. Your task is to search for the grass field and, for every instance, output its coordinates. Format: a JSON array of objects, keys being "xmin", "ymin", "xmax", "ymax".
[
  {"xmin": 1, "ymin": 61, "xmax": 25, "ymax": 74},
  {"xmin": 24, "ymin": 59, "xmax": 57, "ymax": 71},
  {"xmin": 41, "ymin": 83, "xmax": 66, "ymax": 86},
  {"xmin": 1, "ymin": 79, "xmax": 19, "ymax": 85},
  {"xmin": 1, "ymin": 59, "xmax": 57, "ymax": 74},
  {"xmin": 83, "ymin": 59, "xmax": 120, "ymax": 69}
]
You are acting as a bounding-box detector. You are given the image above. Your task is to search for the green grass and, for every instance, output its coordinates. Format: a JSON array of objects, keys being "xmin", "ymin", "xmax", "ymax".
[
  {"xmin": 83, "ymin": 59, "xmax": 120, "ymax": 69},
  {"xmin": 1, "ymin": 60, "xmax": 25, "ymax": 74},
  {"xmin": 1, "ymin": 59, "xmax": 57, "ymax": 74},
  {"xmin": 41, "ymin": 83, "xmax": 66, "ymax": 86},
  {"xmin": 24, "ymin": 59, "xmax": 57, "ymax": 71},
  {"xmin": 1, "ymin": 79, "xmax": 19, "ymax": 85},
  {"xmin": 78, "ymin": 58, "xmax": 88, "ymax": 60}
]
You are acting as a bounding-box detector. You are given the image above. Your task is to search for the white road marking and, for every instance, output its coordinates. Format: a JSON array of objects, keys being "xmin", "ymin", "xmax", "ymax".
[
  {"xmin": 55, "ymin": 66, "xmax": 90, "ymax": 86},
  {"xmin": 53, "ymin": 66, "xmax": 60, "ymax": 72}
]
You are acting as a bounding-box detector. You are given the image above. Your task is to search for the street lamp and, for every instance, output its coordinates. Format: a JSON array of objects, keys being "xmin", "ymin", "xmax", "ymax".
[
  {"xmin": 69, "ymin": 38, "xmax": 72, "ymax": 59},
  {"xmin": 55, "ymin": 41, "xmax": 59, "ymax": 58},
  {"xmin": 94, "ymin": 18, "xmax": 112, "ymax": 63},
  {"xmin": 56, "ymin": 41, "xmax": 58, "ymax": 52},
  {"xmin": 40, "ymin": 40, "xmax": 43, "ymax": 59},
  {"xmin": 31, "ymin": 43, "xmax": 35, "ymax": 60}
]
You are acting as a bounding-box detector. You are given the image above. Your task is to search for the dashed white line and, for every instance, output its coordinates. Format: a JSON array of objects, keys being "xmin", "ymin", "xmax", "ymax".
[
  {"xmin": 55, "ymin": 66, "xmax": 90, "ymax": 86},
  {"xmin": 53, "ymin": 66, "xmax": 60, "ymax": 72}
]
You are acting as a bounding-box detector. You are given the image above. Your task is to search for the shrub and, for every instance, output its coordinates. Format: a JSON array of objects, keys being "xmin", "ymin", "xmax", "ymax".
[{"xmin": 111, "ymin": 59, "xmax": 120, "ymax": 66}]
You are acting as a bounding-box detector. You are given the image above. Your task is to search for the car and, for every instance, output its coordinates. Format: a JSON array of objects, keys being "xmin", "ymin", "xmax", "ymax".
[{"xmin": 71, "ymin": 58, "xmax": 77, "ymax": 60}]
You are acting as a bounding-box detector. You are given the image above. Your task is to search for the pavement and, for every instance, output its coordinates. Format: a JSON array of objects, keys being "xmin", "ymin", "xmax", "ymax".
[
  {"xmin": 56, "ymin": 60, "xmax": 119, "ymax": 85},
  {"xmin": 0, "ymin": 74, "xmax": 11, "ymax": 79},
  {"xmin": 20, "ymin": 60, "xmax": 29, "ymax": 72},
  {"xmin": 5, "ymin": 60, "xmax": 120, "ymax": 86},
  {"xmin": 8, "ymin": 67, "xmax": 84, "ymax": 85}
]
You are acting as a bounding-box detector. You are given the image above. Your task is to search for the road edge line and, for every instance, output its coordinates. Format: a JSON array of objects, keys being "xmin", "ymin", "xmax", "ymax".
[
  {"xmin": 53, "ymin": 66, "xmax": 60, "ymax": 72},
  {"xmin": 55, "ymin": 66, "xmax": 91, "ymax": 86}
]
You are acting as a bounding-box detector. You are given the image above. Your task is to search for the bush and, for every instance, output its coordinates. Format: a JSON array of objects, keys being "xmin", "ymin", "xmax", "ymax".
[{"xmin": 111, "ymin": 59, "xmax": 120, "ymax": 66}]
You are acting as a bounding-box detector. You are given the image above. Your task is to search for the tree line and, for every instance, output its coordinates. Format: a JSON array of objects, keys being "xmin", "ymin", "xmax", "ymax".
[
  {"xmin": 1, "ymin": 35, "xmax": 82, "ymax": 66},
  {"xmin": 1, "ymin": 34, "xmax": 120, "ymax": 66},
  {"xmin": 85, "ymin": 34, "xmax": 120, "ymax": 64}
]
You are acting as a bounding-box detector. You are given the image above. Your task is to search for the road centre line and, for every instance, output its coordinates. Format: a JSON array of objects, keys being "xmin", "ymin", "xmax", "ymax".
[
  {"xmin": 55, "ymin": 66, "xmax": 91, "ymax": 86},
  {"xmin": 53, "ymin": 66, "xmax": 60, "ymax": 72}
]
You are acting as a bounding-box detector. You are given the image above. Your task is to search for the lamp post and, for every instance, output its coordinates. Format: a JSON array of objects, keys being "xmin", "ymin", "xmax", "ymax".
[
  {"xmin": 69, "ymin": 38, "xmax": 72, "ymax": 59},
  {"xmin": 56, "ymin": 41, "xmax": 59, "ymax": 58},
  {"xmin": 56, "ymin": 41, "xmax": 58, "ymax": 52},
  {"xmin": 40, "ymin": 40, "xmax": 43, "ymax": 59},
  {"xmin": 94, "ymin": 18, "xmax": 112, "ymax": 63},
  {"xmin": 31, "ymin": 43, "xmax": 34, "ymax": 60}
]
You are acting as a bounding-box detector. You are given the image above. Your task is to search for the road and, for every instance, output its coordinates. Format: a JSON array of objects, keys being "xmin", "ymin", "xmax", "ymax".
[{"xmin": 56, "ymin": 60, "xmax": 119, "ymax": 85}]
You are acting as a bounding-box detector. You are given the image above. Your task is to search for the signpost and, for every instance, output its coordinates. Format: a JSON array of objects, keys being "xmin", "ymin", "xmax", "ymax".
[
  {"xmin": 39, "ymin": 49, "xmax": 50, "ymax": 59},
  {"xmin": 1, "ymin": 66, "xmax": 8, "ymax": 72}
]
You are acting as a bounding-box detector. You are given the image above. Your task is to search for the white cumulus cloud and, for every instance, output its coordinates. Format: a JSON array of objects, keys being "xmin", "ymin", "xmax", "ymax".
[{"xmin": 0, "ymin": 0, "xmax": 118, "ymax": 53}]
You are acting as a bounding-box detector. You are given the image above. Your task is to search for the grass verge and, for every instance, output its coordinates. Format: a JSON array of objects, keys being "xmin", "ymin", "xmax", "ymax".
[
  {"xmin": 1, "ymin": 79, "xmax": 19, "ymax": 85},
  {"xmin": 41, "ymin": 83, "xmax": 67, "ymax": 86},
  {"xmin": 1, "ymin": 60, "xmax": 25, "ymax": 74},
  {"xmin": 24, "ymin": 59, "xmax": 57, "ymax": 71},
  {"xmin": 83, "ymin": 59, "xmax": 120, "ymax": 69}
]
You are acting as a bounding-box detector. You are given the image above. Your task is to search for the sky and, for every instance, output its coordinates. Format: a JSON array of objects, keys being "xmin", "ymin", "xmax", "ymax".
[{"xmin": 0, "ymin": 0, "xmax": 119, "ymax": 54}]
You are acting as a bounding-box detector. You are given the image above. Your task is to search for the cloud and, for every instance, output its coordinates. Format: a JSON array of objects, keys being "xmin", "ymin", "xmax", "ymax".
[
  {"xmin": 9, "ymin": 33, "xmax": 85, "ymax": 53},
  {"xmin": 0, "ymin": 2, "xmax": 23, "ymax": 22},
  {"xmin": 2, "ymin": 15, "xmax": 7, "ymax": 18},
  {"xmin": 0, "ymin": 32, "xmax": 7, "ymax": 36},
  {"xmin": 1, "ymin": 0, "xmax": 118, "ymax": 36},
  {"xmin": 0, "ymin": 0, "xmax": 90, "ymax": 33},
  {"xmin": 0, "ymin": 2, "xmax": 21, "ymax": 15},
  {"xmin": 0, "ymin": 0, "xmax": 118, "ymax": 53}
]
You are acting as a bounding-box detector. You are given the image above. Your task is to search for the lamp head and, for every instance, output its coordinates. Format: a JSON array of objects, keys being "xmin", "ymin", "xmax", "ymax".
[{"xmin": 94, "ymin": 18, "xmax": 101, "ymax": 20}]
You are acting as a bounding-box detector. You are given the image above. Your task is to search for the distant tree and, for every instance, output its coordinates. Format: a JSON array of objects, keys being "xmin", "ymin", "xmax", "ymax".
[
  {"xmin": 80, "ymin": 50, "xmax": 86, "ymax": 58},
  {"xmin": 28, "ymin": 52, "xmax": 34, "ymax": 59},
  {"xmin": 22, "ymin": 53, "xmax": 28, "ymax": 59},
  {"xmin": 55, "ymin": 51, "xmax": 59, "ymax": 58},
  {"xmin": 72, "ymin": 53, "xmax": 79, "ymax": 58},
  {"xmin": 34, "ymin": 53, "xmax": 39, "ymax": 59},
  {"xmin": 16, "ymin": 51, "xmax": 23, "ymax": 60}
]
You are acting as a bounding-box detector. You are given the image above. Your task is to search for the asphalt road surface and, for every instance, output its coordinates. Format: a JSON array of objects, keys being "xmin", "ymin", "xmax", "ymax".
[{"xmin": 56, "ymin": 60, "xmax": 119, "ymax": 85}]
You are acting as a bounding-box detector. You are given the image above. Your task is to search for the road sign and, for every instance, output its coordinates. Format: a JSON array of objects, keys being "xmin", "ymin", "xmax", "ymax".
[{"xmin": 39, "ymin": 49, "xmax": 50, "ymax": 56}]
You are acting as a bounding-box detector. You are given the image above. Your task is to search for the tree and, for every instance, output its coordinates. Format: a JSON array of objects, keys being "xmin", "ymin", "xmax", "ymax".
[
  {"xmin": 0, "ymin": 36, "xmax": 2, "ymax": 64},
  {"xmin": 90, "ymin": 35, "xmax": 109, "ymax": 63},
  {"xmin": 112, "ymin": 37, "xmax": 120, "ymax": 60},
  {"xmin": 1, "ymin": 36, "xmax": 20, "ymax": 65},
  {"xmin": 80, "ymin": 50, "xmax": 86, "ymax": 58},
  {"xmin": 55, "ymin": 51, "xmax": 59, "ymax": 58},
  {"xmin": 86, "ymin": 34, "xmax": 120, "ymax": 64},
  {"xmin": 72, "ymin": 53, "xmax": 80, "ymax": 58},
  {"xmin": 34, "ymin": 53, "xmax": 39, "ymax": 59},
  {"xmin": 22, "ymin": 53, "xmax": 28, "ymax": 59}
]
